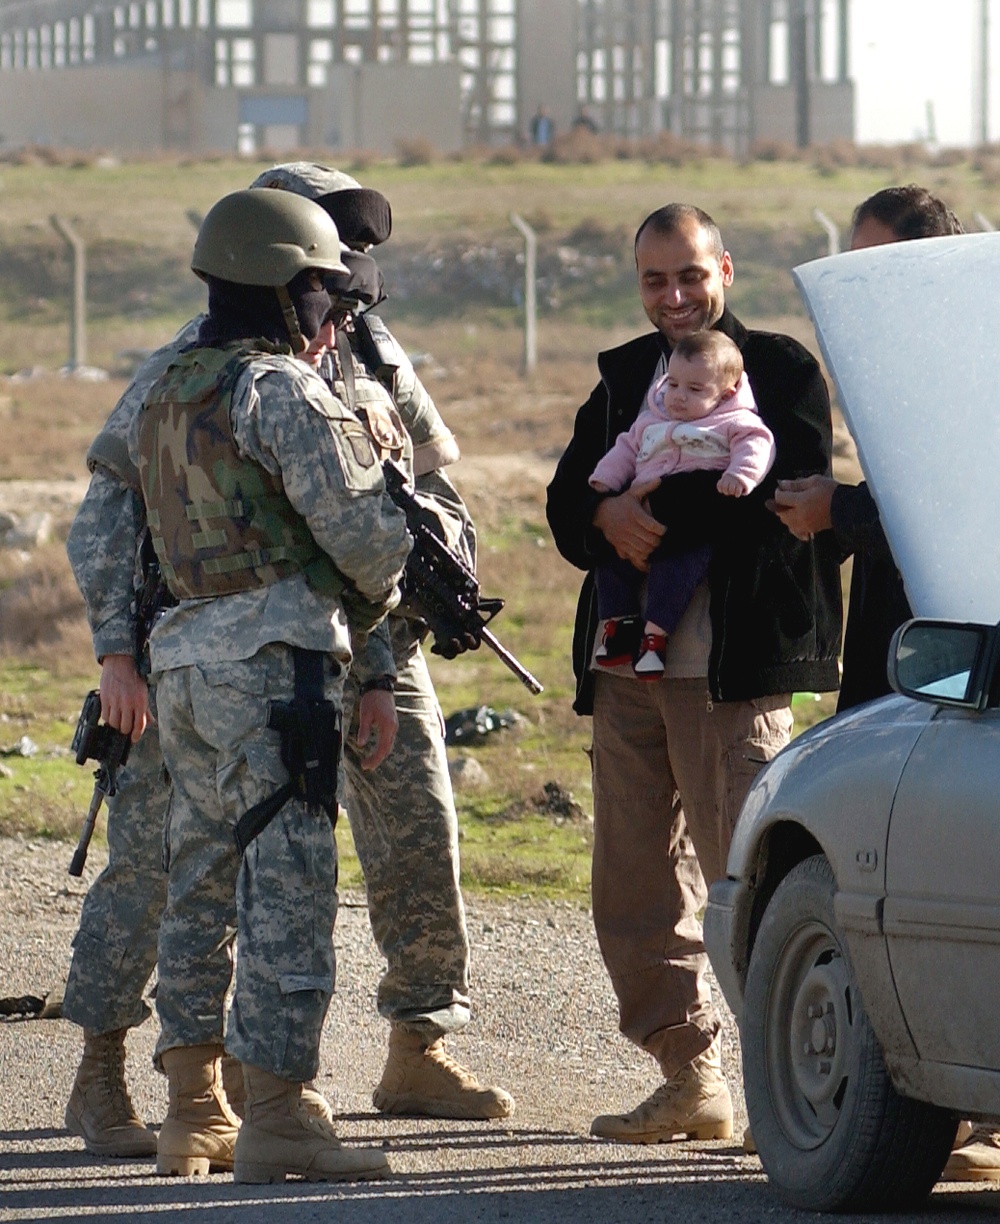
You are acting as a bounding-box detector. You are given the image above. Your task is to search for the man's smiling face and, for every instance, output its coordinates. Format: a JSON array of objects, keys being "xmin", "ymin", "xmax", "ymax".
[{"xmin": 635, "ymin": 216, "xmax": 734, "ymax": 344}]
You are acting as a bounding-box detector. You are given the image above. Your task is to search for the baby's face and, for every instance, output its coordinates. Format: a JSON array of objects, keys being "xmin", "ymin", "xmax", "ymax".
[{"xmin": 661, "ymin": 352, "xmax": 730, "ymax": 422}]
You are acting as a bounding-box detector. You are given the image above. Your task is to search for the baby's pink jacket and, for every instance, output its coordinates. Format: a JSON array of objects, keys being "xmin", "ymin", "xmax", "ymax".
[{"xmin": 588, "ymin": 372, "xmax": 776, "ymax": 494}]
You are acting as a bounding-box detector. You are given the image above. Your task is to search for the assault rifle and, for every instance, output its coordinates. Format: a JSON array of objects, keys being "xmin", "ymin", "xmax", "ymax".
[
  {"xmin": 68, "ymin": 532, "xmax": 175, "ymax": 876},
  {"xmin": 382, "ymin": 461, "xmax": 543, "ymax": 695},
  {"xmin": 68, "ymin": 690, "xmax": 131, "ymax": 877}
]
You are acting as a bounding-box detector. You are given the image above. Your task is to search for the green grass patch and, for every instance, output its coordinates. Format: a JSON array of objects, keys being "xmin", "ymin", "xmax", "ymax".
[{"xmin": 0, "ymin": 661, "xmax": 102, "ymax": 840}]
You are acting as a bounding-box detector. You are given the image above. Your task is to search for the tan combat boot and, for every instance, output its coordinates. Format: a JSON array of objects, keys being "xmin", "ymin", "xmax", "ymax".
[
  {"xmin": 157, "ymin": 1043, "xmax": 241, "ymax": 1176},
  {"xmin": 590, "ymin": 1036, "xmax": 733, "ymax": 1143},
  {"xmin": 64, "ymin": 1028, "xmax": 157, "ymax": 1158},
  {"xmin": 221, "ymin": 1054, "xmax": 246, "ymax": 1119},
  {"xmin": 942, "ymin": 1126, "xmax": 1000, "ymax": 1181},
  {"xmin": 222, "ymin": 1054, "xmax": 332, "ymax": 1122},
  {"xmin": 372, "ymin": 1024, "xmax": 515, "ymax": 1120},
  {"xmin": 232, "ymin": 1064, "xmax": 390, "ymax": 1184}
]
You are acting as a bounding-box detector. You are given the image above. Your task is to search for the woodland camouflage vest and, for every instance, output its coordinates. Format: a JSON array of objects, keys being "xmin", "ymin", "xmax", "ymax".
[{"xmin": 137, "ymin": 343, "xmax": 341, "ymax": 600}]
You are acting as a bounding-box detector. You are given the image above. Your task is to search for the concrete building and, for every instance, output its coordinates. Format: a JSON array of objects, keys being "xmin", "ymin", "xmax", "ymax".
[{"xmin": 0, "ymin": 0, "xmax": 853, "ymax": 156}]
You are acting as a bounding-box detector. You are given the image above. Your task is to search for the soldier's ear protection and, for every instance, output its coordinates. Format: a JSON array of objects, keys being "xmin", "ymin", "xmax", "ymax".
[{"xmin": 314, "ymin": 188, "xmax": 392, "ymax": 248}]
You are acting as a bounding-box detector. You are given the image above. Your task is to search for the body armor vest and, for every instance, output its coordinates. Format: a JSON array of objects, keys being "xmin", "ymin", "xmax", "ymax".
[{"xmin": 137, "ymin": 343, "xmax": 340, "ymax": 601}]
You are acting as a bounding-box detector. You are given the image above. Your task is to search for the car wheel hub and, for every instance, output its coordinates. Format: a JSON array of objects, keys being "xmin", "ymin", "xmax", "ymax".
[{"xmin": 766, "ymin": 921, "xmax": 854, "ymax": 1148}]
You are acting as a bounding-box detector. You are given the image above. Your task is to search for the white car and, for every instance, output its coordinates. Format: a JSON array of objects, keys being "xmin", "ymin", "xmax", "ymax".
[
  {"xmin": 704, "ymin": 234, "xmax": 1000, "ymax": 1212},
  {"xmin": 706, "ymin": 618, "xmax": 1000, "ymax": 1210}
]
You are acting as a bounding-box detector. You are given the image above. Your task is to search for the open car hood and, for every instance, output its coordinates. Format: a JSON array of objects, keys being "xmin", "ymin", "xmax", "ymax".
[{"xmin": 793, "ymin": 233, "xmax": 1000, "ymax": 622}]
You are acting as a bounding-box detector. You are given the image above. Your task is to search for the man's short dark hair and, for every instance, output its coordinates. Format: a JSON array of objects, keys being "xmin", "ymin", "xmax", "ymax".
[
  {"xmin": 851, "ymin": 185, "xmax": 964, "ymax": 241},
  {"xmin": 672, "ymin": 330, "xmax": 744, "ymax": 389},
  {"xmin": 634, "ymin": 204, "xmax": 725, "ymax": 261}
]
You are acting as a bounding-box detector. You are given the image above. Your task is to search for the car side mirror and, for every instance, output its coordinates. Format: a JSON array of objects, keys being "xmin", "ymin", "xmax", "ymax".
[{"xmin": 888, "ymin": 618, "xmax": 997, "ymax": 710}]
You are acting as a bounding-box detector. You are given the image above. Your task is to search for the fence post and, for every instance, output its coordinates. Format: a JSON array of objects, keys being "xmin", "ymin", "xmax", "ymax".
[
  {"xmin": 510, "ymin": 212, "xmax": 537, "ymax": 375},
  {"xmin": 50, "ymin": 214, "xmax": 87, "ymax": 371},
  {"xmin": 812, "ymin": 208, "xmax": 841, "ymax": 257}
]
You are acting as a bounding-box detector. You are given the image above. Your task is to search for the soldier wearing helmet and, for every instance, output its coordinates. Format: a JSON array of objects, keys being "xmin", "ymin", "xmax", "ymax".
[
  {"xmin": 250, "ymin": 162, "xmax": 513, "ymax": 1122},
  {"xmin": 126, "ymin": 187, "xmax": 410, "ymax": 1183}
]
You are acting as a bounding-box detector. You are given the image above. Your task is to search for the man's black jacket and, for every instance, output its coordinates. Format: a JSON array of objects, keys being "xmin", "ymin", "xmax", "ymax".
[
  {"xmin": 546, "ymin": 307, "xmax": 843, "ymax": 714},
  {"xmin": 830, "ymin": 481, "xmax": 911, "ymax": 712}
]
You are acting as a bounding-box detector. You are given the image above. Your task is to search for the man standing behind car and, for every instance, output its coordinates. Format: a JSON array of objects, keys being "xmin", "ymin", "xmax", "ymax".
[
  {"xmin": 546, "ymin": 203, "xmax": 841, "ymax": 1143},
  {"xmin": 771, "ymin": 185, "xmax": 963, "ymax": 711}
]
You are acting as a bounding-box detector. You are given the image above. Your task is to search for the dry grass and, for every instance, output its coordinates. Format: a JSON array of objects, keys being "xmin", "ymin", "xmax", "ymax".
[
  {"xmin": 0, "ymin": 374, "xmax": 123, "ymax": 479},
  {"xmin": 0, "ymin": 152, "xmax": 953, "ymax": 874},
  {"xmin": 0, "ymin": 544, "xmax": 93, "ymax": 674}
]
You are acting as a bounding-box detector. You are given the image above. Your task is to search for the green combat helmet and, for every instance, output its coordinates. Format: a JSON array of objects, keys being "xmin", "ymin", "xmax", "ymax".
[
  {"xmin": 192, "ymin": 188, "xmax": 348, "ymax": 286},
  {"xmin": 192, "ymin": 188, "xmax": 348, "ymax": 352}
]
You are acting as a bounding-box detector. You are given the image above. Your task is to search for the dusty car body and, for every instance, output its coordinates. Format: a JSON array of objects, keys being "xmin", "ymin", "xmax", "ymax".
[{"xmin": 704, "ymin": 235, "xmax": 1000, "ymax": 1212}]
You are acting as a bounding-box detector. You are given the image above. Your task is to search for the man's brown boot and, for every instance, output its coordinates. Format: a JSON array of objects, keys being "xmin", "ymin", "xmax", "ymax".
[
  {"xmin": 942, "ymin": 1126, "xmax": 1000, "ymax": 1181},
  {"xmin": 64, "ymin": 1028, "xmax": 157, "ymax": 1158},
  {"xmin": 372, "ymin": 1024, "xmax": 514, "ymax": 1120},
  {"xmin": 591, "ymin": 1036, "xmax": 733, "ymax": 1143},
  {"xmin": 233, "ymin": 1064, "xmax": 389, "ymax": 1184},
  {"xmin": 157, "ymin": 1043, "xmax": 240, "ymax": 1176}
]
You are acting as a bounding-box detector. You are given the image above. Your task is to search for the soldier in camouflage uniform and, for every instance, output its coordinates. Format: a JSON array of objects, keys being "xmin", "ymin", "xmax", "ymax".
[
  {"xmin": 62, "ymin": 163, "xmax": 511, "ymax": 1160},
  {"xmin": 250, "ymin": 162, "xmax": 512, "ymax": 1121},
  {"xmin": 63, "ymin": 318, "xmax": 200, "ymax": 1158},
  {"xmin": 132, "ymin": 187, "xmax": 409, "ymax": 1182}
]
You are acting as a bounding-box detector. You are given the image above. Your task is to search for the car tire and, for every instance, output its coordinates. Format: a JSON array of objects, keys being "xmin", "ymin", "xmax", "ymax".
[{"xmin": 743, "ymin": 854, "xmax": 957, "ymax": 1212}]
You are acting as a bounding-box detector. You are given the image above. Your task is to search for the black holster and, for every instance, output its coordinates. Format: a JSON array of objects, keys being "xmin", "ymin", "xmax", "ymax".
[{"xmin": 233, "ymin": 649, "xmax": 341, "ymax": 856}]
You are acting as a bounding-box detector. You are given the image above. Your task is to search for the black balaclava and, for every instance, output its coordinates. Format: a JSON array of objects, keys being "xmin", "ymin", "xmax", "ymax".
[
  {"xmin": 326, "ymin": 249, "xmax": 385, "ymax": 313},
  {"xmin": 199, "ymin": 268, "xmax": 331, "ymax": 352}
]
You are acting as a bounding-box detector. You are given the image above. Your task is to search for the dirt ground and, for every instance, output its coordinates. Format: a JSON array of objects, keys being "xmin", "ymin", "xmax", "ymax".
[{"xmin": 0, "ymin": 832, "xmax": 760, "ymax": 1220}]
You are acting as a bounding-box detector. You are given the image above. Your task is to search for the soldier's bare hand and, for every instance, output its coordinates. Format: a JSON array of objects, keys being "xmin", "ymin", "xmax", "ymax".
[
  {"xmin": 99, "ymin": 653, "xmax": 150, "ymax": 742},
  {"xmin": 356, "ymin": 687, "xmax": 398, "ymax": 770},
  {"xmin": 592, "ymin": 478, "xmax": 665, "ymax": 571}
]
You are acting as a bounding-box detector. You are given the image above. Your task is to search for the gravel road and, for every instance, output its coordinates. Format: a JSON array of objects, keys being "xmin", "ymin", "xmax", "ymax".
[{"xmin": 0, "ymin": 834, "xmax": 995, "ymax": 1223}]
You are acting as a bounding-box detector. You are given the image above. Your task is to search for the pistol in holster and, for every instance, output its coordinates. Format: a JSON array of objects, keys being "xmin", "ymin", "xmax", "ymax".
[{"xmin": 233, "ymin": 649, "xmax": 341, "ymax": 856}]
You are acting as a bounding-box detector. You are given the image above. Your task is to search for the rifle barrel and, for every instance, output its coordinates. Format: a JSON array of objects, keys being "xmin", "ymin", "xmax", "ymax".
[
  {"xmin": 68, "ymin": 785, "xmax": 105, "ymax": 877},
  {"xmin": 480, "ymin": 627, "xmax": 544, "ymax": 695}
]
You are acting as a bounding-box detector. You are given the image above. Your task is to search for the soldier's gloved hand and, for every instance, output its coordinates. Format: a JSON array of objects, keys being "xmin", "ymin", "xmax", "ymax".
[
  {"xmin": 430, "ymin": 628, "xmax": 481, "ymax": 660},
  {"xmin": 410, "ymin": 600, "xmax": 480, "ymax": 659}
]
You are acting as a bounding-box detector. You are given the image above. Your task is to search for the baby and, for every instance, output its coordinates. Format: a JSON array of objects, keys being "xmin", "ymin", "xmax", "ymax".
[{"xmin": 589, "ymin": 329, "xmax": 776, "ymax": 678}]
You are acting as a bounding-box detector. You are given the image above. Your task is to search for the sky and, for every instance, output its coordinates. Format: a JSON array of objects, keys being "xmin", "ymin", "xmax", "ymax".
[{"xmin": 852, "ymin": 2, "xmax": 994, "ymax": 146}]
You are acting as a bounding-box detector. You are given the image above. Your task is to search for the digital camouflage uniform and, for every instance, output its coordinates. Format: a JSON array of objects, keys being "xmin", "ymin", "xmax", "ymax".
[
  {"xmin": 327, "ymin": 338, "xmax": 474, "ymax": 1038},
  {"xmin": 63, "ymin": 315, "xmax": 475, "ymax": 1042},
  {"xmin": 62, "ymin": 319, "xmax": 199, "ymax": 1036},
  {"xmin": 249, "ymin": 160, "xmax": 477, "ymax": 1040},
  {"xmin": 132, "ymin": 344, "xmax": 410, "ymax": 1079}
]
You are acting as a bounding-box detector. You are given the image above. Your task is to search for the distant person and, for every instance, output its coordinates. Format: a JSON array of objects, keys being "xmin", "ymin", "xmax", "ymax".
[
  {"xmin": 771, "ymin": 185, "xmax": 963, "ymax": 711},
  {"xmin": 589, "ymin": 331, "xmax": 775, "ymax": 678},
  {"xmin": 571, "ymin": 106, "xmax": 598, "ymax": 135},
  {"xmin": 530, "ymin": 105, "xmax": 554, "ymax": 146}
]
